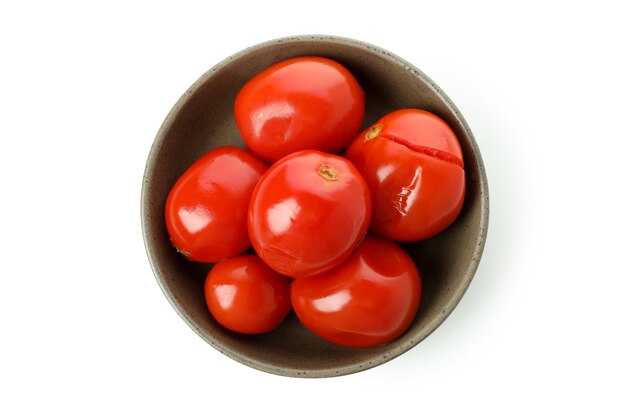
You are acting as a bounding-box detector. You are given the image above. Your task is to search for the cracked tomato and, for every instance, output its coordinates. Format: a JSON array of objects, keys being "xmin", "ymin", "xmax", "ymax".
[
  {"xmin": 248, "ymin": 150, "xmax": 371, "ymax": 278},
  {"xmin": 345, "ymin": 108, "xmax": 465, "ymax": 241}
]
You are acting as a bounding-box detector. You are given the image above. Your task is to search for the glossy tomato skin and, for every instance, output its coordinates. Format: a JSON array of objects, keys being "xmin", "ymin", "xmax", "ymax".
[
  {"xmin": 165, "ymin": 146, "xmax": 267, "ymax": 263},
  {"xmin": 205, "ymin": 255, "xmax": 292, "ymax": 334},
  {"xmin": 291, "ymin": 235, "xmax": 421, "ymax": 348},
  {"xmin": 248, "ymin": 150, "xmax": 371, "ymax": 278},
  {"xmin": 345, "ymin": 109, "xmax": 465, "ymax": 241},
  {"xmin": 234, "ymin": 56, "xmax": 365, "ymax": 163}
]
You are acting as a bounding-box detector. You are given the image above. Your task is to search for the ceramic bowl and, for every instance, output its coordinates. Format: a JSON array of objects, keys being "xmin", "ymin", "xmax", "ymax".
[{"xmin": 141, "ymin": 35, "xmax": 489, "ymax": 377}]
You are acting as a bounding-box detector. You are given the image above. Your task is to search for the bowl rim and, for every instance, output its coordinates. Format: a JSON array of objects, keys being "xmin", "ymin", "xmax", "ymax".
[{"xmin": 141, "ymin": 34, "xmax": 490, "ymax": 378}]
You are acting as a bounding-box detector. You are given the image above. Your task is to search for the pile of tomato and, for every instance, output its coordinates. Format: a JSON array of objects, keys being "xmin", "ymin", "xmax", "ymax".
[{"xmin": 165, "ymin": 57, "xmax": 465, "ymax": 348}]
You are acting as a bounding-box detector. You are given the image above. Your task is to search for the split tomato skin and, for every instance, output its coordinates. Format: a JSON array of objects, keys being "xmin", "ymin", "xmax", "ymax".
[
  {"xmin": 165, "ymin": 146, "xmax": 267, "ymax": 263},
  {"xmin": 205, "ymin": 255, "xmax": 292, "ymax": 334},
  {"xmin": 291, "ymin": 235, "xmax": 422, "ymax": 348},
  {"xmin": 345, "ymin": 109, "xmax": 466, "ymax": 241},
  {"xmin": 234, "ymin": 56, "xmax": 365, "ymax": 163},
  {"xmin": 248, "ymin": 150, "xmax": 371, "ymax": 278}
]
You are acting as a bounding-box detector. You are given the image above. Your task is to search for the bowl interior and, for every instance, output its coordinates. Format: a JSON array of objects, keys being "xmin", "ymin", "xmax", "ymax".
[{"xmin": 141, "ymin": 36, "xmax": 488, "ymax": 377}]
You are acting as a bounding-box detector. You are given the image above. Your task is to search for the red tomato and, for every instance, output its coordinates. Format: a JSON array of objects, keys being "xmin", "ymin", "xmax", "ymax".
[
  {"xmin": 234, "ymin": 56, "xmax": 365, "ymax": 163},
  {"xmin": 248, "ymin": 150, "xmax": 371, "ymax": 278},
  {"xmin": 165, "ymin": 146, "xmax": 267, "ymax": 263},
  {"xmin": 291, "ymin": 235, "xmax": 421, "ymax": 347},
  {"xmin": 345, "ymin": 109, "xmax": 465, "ymax": 241},
  {"xmin": 205, "ymin": 255, "xmax": 292, "ymax": 334}
]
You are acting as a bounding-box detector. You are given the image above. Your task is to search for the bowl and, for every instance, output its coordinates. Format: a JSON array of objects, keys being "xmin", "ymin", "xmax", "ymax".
[{"xmin": 141, "ymin": 35, "xmax": 489, "ymax": 377}]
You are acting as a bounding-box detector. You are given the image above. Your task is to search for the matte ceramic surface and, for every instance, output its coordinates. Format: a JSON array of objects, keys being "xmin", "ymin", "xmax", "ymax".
[{"xmin": 141, "ymin": 35, "xmax": 489, "ymax": 377}]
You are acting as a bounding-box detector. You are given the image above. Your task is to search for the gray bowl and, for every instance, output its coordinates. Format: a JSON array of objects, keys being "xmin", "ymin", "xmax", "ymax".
[{"xmin": 141, "ymin": 35, "xmax": 489, "ymax": 377}]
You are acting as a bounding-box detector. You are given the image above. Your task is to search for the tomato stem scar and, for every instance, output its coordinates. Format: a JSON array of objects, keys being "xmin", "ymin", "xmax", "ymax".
[
  {"xmin": 365, "ymin": 124, "xmax": 382, "ymax": 141},
  {"xmin": 319, "ymin": 165, "xmax": 339, "ymax": 181}
]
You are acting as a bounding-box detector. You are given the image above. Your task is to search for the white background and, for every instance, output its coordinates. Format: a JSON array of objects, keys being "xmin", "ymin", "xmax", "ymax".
[{"xmin": 1, "ymin": 1, "xmax": 624, "ymax": 415}]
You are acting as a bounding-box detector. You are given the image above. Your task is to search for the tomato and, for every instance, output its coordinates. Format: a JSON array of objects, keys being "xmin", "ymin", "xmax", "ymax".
[
  {"xmin": 345, "ymin": 109, "xmax": 465, "ymax": 241},
  {"xmin": 165, "ymin": 146, "xmax": 267, "ymax": 263},
  {"xmin": 205, "ymin": 255, "xmax": 292, "ymax": 334},
  {"xmin": 291, "ymin": 235, "xmax": 421, "ymax": 347},
  {"xmin": 234, "ymin": 56, "xmax": 365, "ymax": 163},
  {"xmin": 248, "ymin": 150, "xmax": 371, "ymax": 278}
]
